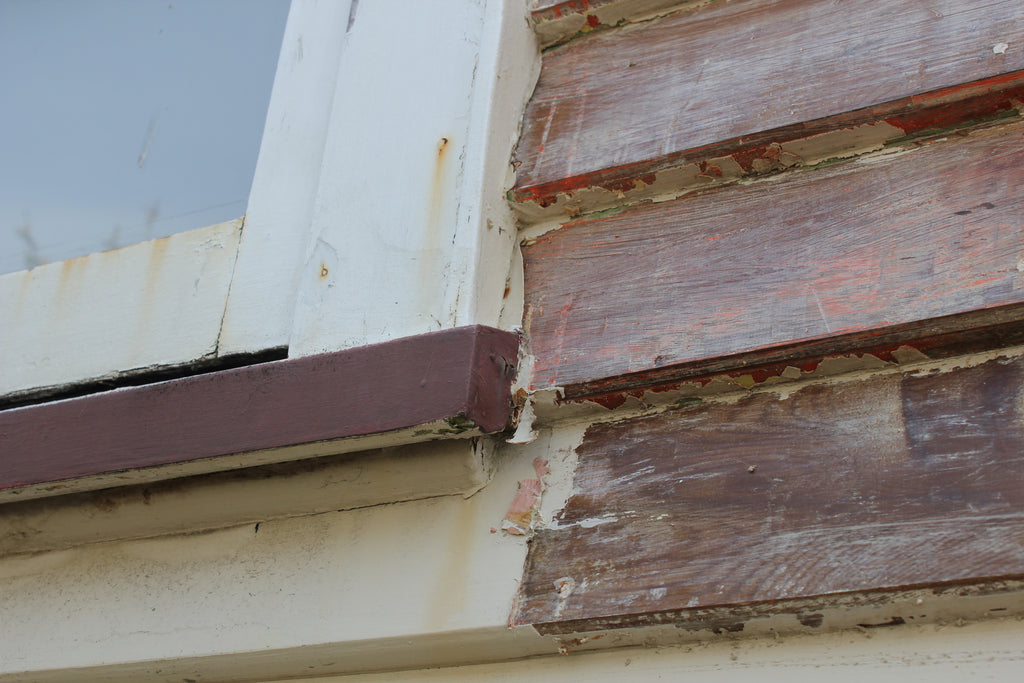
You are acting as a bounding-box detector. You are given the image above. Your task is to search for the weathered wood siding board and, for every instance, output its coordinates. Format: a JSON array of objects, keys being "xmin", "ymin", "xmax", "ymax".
[
  {"xmin": 514, "ymin": 0, "xmax": 1024, "ymax": 205},
  {"xmin": 514, "ymin": 357, "xmax": 1024, "ymax": 628},
  {"xmin": 566, "ymin": 306, "xmax": 1024, "ymax": 405},
  {"xmin": 523, "ymin": 121, "xmax": 1024, "ymax": 391}
]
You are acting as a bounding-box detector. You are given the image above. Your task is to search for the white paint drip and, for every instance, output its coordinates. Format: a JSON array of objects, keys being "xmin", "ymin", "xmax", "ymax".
[
  {"xmin": 579, "ymin": 515, "xmax": 619, "ymax": 528},
  {"xmin": 507, "ymin": 397, "xmax": 538, "ymax": 444},
  {"xmin": 548, "ymin": 514, "xmax": 619, "ymax": 530}
]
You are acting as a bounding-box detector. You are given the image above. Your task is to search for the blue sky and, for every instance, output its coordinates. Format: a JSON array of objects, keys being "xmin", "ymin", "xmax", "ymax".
[{"xmin": 0, "ymin": 0, "xmax": 290, "ymax": 273}]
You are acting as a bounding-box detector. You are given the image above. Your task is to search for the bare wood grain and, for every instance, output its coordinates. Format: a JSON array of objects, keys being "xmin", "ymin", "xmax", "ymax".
[
  {"xmin": 514, "ymin": 0, "xmax": 1024, "ymax": 205},
  {"xmin": 523, "ymin": 121, "xmax": 1024, "ymax": 392},
  {"xmin": 514, "ymin": 357, "xmax": 1024, "ymax": 629},
  {"xmin": 529, "ymin": 1, "xmax": 699, "ymax": 47}
]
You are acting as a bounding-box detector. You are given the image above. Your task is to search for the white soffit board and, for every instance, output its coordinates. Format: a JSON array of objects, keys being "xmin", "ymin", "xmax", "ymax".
[{"xmin": 0, "ymin": 219, "xmax": 241, "ymax": 396}]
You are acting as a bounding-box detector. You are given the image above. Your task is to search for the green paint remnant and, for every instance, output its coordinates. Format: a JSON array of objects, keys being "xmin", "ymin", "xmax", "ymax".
[
  {"xmin": 733, "ymin": 374, "xmax": 756, "ymax": 389},
  {"xmin": 577, "ymin": 203, "xmax": 631, "ymax": 221},
  {"xmin": 673, "ymin": 397, "xmax": 704, "ymax": 409},
  {"xmin": 439, "ymin": 414, "xmax": 475, "ymax": 434}
]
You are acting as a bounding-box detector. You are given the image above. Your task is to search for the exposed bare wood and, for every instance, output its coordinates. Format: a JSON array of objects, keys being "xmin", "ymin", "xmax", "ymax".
[
  {"xmin": 523, "ymin": 121, "xmax": 1024, "ymax": 392},
  {"xmin": 514, "ymin": 357, "xmax": 1024, "ymax": 628},
  {"xmin": 529, "ymin": 0, "xmax": 701, "ymax": 47},
  {"xmin": 563, "ymin": 306, "xmax": 1024, "ymax": 406},
  {"xmin": 514, "ymin": 0, "xmax": 1024, "ymax": 211}
]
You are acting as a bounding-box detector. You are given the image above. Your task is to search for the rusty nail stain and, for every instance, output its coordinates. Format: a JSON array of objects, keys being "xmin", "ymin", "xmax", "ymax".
[{"xmin": 319, "ymin": 263, "xmax": 329, "ymax": 279}]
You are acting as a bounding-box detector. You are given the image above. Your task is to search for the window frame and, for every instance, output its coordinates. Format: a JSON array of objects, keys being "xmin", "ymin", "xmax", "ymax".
[{"xmin": 1, "ymin": 0, "xmax": 538, "ymax": 403}]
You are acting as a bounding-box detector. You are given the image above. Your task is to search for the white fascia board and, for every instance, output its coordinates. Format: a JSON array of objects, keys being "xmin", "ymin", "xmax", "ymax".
[
  {"xmin": 284, "ymin": 618, "xmax": 1024, "ymax": 682},
  {"xmin": 287, "ymin": 0, "xmax": 539, "ymax": 356},
  {"xmin": 443, "ymin": 0, "xmax": 542, "ymax": 333},
  {"xmin": 0, "ymin": 219, "xmax": 241, "ymax": 397},
  {"xmin": 216, "ymin": 0, "xmax": 354, "ymax": 356}
]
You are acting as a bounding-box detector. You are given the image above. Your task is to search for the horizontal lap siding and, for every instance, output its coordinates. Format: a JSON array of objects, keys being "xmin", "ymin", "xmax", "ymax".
[
  {"xmin": 515, "ymin": 357, "xmax": 1024, "ymax": 627},
  {"xmin": 514, "ymin": 0, "xmax": 1024, "ymax": 203},
  {"xmin": 515, "ymin": 0, "xmax": 1024, "ymax": 637},
  {"xmin": 523, "ymin": 121, "xmax": 1024, "ymax": 391}
]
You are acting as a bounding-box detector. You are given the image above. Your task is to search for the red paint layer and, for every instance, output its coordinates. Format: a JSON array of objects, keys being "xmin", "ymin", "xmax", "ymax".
[
  {"xmin": 515, "ymin": 0, "xmax": 1024, "ymax": 208},
  {"xmin": 562, "ymin": 307, "xmax": 1024, "ymax": 403},
  {"xmin": 524, "ymin": 122, "xmax": 1024, "ymax": 393},
  {"xmin": 514, "ymin": 76, "xmax": 1024, "ymax": 206}
]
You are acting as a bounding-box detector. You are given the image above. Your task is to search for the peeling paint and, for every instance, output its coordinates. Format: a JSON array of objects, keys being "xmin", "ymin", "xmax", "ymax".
[
  {"xmin": 519, "ymin": 342, "xmax": 1024, "ymax": 442},
  {"xmin": 531, "ymin": 0, "xmax": 714, "ymax": 48},
  {"xmin": 512, "ymin": 79, "xmax": 1024, "ymax": 227},
  {"xmin": 501, "ymin": 457, "xmax": 549, "ymax": 535}
]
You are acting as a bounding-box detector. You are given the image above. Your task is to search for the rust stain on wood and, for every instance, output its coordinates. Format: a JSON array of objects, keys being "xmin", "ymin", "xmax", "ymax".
[
  {"xmin": 523, "ymin": 121, "xmax": 1024, "ymax": 392},
  {"xmin": 514, "ymin": 356, "xmax": 1024, "ymax": 628}
]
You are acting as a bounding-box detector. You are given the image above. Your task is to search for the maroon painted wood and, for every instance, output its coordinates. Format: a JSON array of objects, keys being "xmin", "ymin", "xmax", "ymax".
[
  {"xmin": 514, "ymin": 0, "xmax": 1024, "ymax": 207},
  {"xmin": 532, "ymin": 0, "xmax": 587, "ymax": 11},
  {"xmin": 523, "ymin": 121, "xmax": 1024, "ymax": 393},
  {"xmin": 514, "ymin": 356, "xmax": 1024, "ymax": 630},
  {"xmin": 0, "ymin": 325, "xmax": 519, "ymax": 495}
]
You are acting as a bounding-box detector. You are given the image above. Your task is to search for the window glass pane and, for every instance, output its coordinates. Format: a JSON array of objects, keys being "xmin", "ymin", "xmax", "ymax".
[{"xmin": 0, "ymin": 0, "xmax": 289, "ymax": 274}]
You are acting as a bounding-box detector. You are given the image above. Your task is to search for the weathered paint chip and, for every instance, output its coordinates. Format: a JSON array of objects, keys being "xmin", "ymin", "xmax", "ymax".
[{"xmin": 501, "ymin": 457, "xmax": 550, "ymax": 535}]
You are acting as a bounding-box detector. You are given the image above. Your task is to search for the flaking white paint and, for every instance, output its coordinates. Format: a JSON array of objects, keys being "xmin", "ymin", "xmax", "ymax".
[{"xmin": 2, "ymin": 425, "xmax": 1023, "ymax": 680}]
